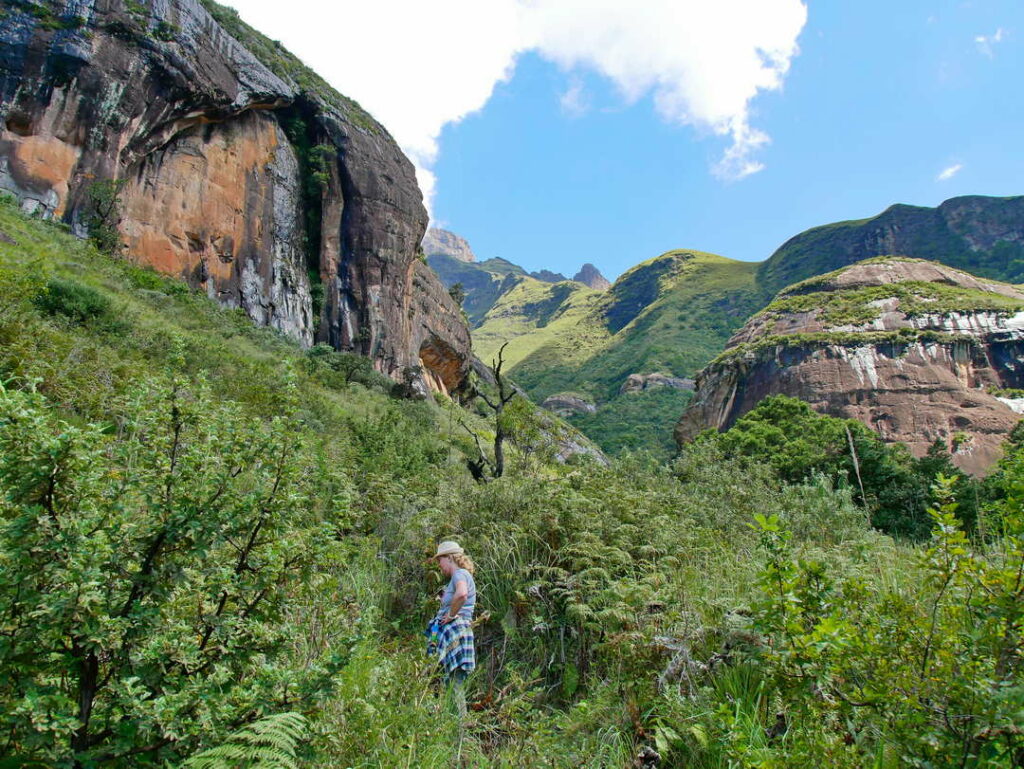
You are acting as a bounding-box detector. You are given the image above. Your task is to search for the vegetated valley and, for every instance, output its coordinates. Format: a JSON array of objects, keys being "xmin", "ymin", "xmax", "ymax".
[{"xmin": 1, "ymin": 1, "xmax": 1023, "ymax": 767}]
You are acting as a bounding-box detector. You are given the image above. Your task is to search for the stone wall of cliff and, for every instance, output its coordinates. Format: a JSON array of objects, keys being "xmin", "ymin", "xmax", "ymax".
[
  {"xmin": 677, "ymin": 258, "xmax": 1024, "ymax": 474},
  {"xmin": 0, "ymin": 0, "xmax": 469, "ymax": 392}
]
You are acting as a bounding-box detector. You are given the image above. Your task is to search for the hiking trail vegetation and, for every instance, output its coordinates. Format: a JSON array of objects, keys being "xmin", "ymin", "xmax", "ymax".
[{"xmin": 0, "ymin": 196, "xmax": 1022, "ymax": 767}]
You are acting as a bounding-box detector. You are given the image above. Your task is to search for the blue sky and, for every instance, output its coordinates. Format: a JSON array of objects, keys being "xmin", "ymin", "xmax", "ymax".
[{"xmin": 430, "ymin": 1, "xmax": 1022, "ymax": 279}]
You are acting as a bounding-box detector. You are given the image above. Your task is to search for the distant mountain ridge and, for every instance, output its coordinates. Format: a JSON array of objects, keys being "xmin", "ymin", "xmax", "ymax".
[
  {"xmin": 423, "ymin": 227, "xmax": 610, "ymax": 325},
  {"xmin": 759, "ymin": 195, "xmax": 1024, "ymax": 294},
  {"xmin": 423, "ymin": 228, "xmax": 476, "ymax": 263},
  {"xmin": 426, "ymin": 196, "xmax": 1024, "ymax": 460}
]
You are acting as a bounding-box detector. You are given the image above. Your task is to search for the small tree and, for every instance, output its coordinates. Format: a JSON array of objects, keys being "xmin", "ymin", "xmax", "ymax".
[
  {"xmin": 448, "ymin": 282, "xmax": 466, "ymax": 306},
  {"xmin": 462, "ymin": 342, "xmax": 516, "ymax": 480},
  {"xmin": 0, "ymin": 374, "xmax": 334, "ymax": 765},
  {"xmin": 84, "ymin": 178, "xmax": 127, "ymax": 254}
]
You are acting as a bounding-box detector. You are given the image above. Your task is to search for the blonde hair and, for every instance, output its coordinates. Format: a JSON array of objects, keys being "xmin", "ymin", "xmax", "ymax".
[{"xmin": 451, "ymin": 552, "xmax": 475, "ymax": 575}]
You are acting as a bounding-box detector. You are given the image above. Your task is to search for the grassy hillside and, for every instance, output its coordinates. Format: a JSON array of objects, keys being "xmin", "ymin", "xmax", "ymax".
[
  {"xmin": 425, "ymin": 253, "xmax": 527, "ymax": 325},
  {"xmin": 1, "ymin": 197, "xmax": 1022, "ymax": 768},
  {"xmin": 468, "ymin": 250, "xmax": 764, "ymax": 456},
  {"xmin": 477, "ymin": 251, "xmax": 762, "ymax": 401},
  {"xmin": 758, "ymin": 195, "xmax": 1024, "ymax": 294}
]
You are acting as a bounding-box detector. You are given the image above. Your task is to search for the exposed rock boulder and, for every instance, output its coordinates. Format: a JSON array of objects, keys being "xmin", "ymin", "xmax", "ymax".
[
  {"xmin": 0, "ymin": 0, "xmax": 470, "ymax": 392},
  {"xmin": 677, "ymin": 258, "xmax": 1024, "ymax": 474},
  {"xmin": 620, "ymin": 373, "xmax": 694, "ymax": 394},
  {"xmin": 573, "ymin": 262, "xmax": 610, "ymax": 290},
  {"xmin": 422, "ymin": 227, "xmax": 475, "ymax": 263},
  {"xmin": 542, "ymin": 392, "xmax": 597, "ymax": 417}
]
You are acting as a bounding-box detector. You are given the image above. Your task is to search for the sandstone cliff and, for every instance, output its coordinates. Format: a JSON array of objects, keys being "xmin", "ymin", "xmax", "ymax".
[
  {"xmin": 0, "ymin": 0, "xmax": 469, "ymax": 393},
  {"xmin": 677, "ymin": 258, "xmax": 1024, "ymax": 474}
]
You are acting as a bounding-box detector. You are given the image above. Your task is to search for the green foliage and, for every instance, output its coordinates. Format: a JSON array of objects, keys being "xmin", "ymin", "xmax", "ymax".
[
  {"xmin": 1, "ymin": 197, "xmax": 1023, "ymax": 767},
  {"xmin": 475, "ymin": 250, "xmax": 766, "ymax": 404},
  {"xmin": 0, "ymin": 376, "xmax": 341, "ymax": 764},
  {"xmin": 702, "ymin": 395, "xmax": 980, "ymax": 538},
  {"xmin": 84, "ymin": 179, "xmax": 126, "ymax": 254},
  {"xmin": 568, "ymin": 387, "xmax": 692, "ymax": 459},
  {"xmin": 758, "ymin": 197, "xmax": 1024, "ymax": 293},
  {"xmin": 32, "ymin": 276, "xmax": 113, "ymax": 324},
  {"xmin": 9, "ymin": 0, "xmax": 85, "ymax": 31},
  {"xmin": 183, "ymin": 712, "xmax": 308, "ymax": 768},
  {"xmin": 744, "ymin": 478, "xmax": 1024, "ymax": 766},
  {"xmin": 152, "ymin": 20, "xmax": 179, "ymax": 42},
  {"xmin": 447, "ymin": 281, "xmax": 466, "ymax": 305},
  {"xmin": 763, "ymin": 276, "xmax": 1024, "ymax": 327},
  {"xmin": 712, "ymin": 326, "xmax": 981, "ymax": 366}
]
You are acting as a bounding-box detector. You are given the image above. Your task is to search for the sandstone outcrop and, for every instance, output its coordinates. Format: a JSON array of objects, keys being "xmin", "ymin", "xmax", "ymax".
[
  {"xmin": 422, "ymin": 227, "xmax": 475, "ymax": 263},
  {"xmin": 573, "ymin": 263, "xmax": 610, "ymax": 291},
  {"xmin": 0, "ymin": 0, "xmax": 470, "ymax": 392},
  {"xmin": 541, "ymin": 392, "xmax": 597, "ymax": 417},
  {"xmin": 620, "ymin": 372, "xmax": 693, "ymax": 394},
  {"xmin": 677, "ymin": 258, "xmax": 1024, "ymax": 474}
]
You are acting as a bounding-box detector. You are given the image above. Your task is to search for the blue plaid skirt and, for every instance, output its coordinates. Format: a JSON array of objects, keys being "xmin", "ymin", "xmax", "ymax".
[{"xmin": 430, "ymin": 618, "xmax": 476, "ymax": 678}]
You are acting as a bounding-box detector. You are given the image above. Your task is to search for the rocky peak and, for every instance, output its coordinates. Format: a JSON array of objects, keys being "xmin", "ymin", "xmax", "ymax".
[
  {"xmin": 422, "ymin": 228, "xmax": 476, "ymax": 263},
  {"xmin": 678, "ymin": 257, "xmax": 1024, "ymax": 474},
  {"xmin": 573, "ymin": 263, "xmax": 611, "ymax": 290},
  {"xmin": 530, "ymin": 269, "xmax": 569, "ymax": 283},
  {"xmin": 0, "ymin": 0, "xmax": 470, "ymax": 395}
]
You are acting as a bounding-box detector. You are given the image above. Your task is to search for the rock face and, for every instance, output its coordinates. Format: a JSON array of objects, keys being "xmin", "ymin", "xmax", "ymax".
[
  {"xmin": 573, "ymin": 262, "xmax": 610, "ymax": 290},
  {"xmin": 0, "ymin": 0, "xmax": 469, "ymax": 392},
  {"xmin": 677, "ymin": 258, "xmax": 1024, "ymax": 474},
  {"xmin": 620, "ymin": 373, "xmax": 694, "ymax": 394},
  {"xmin": 758, "ymin": 195, "xmax": 1024, "ymax": 294},
  {"xmin": 541, "ymin": 392, "xmax": 597, "ymax": 417},
  {"xmin": 422, "ymin": 227, "xmax": 475, "ymax": 263}
]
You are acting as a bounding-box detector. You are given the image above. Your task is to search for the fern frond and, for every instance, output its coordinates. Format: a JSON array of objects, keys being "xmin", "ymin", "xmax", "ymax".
[{"xmin": 184, "ymin": 712, "xmax": 307, "ymax": 769}]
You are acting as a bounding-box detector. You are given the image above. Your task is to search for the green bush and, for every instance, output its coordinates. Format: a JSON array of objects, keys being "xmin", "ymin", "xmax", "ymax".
[
  {"xmin": 700, "ymin": 394, "xmax": 980, "ymax": 539},
  {"xmin": 32, "ymin": 277, "xmax": 113, "ymax": 323}
]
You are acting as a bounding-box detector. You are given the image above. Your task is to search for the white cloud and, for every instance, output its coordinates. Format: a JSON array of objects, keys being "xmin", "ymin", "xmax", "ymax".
[
  {"xmin": 937, "ymin": 163, "xmax": 963, "ymax": 181},
  {"xmin": 975, "ymin": 28, "xmax": 1006, "ymax": 58},
  {"xmin": 224, "ymin": 0, "xmax": 807, "ymax": 212}
]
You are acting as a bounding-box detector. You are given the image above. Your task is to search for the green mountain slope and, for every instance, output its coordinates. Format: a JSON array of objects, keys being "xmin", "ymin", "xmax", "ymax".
[
  {"xmin": 477, "ymin": 250, "xmax": 765, "ymax": 402},
  {"xmin": 759, "ymin": 194, "xmax": 1024, "ymax": 294},
  {"xmin": 467, "ymin": 250, "xmax": 764, "ymax": 458},
  {"xmin": 425, "ymin": 252, "xmax": 527, "ymax": 325}
]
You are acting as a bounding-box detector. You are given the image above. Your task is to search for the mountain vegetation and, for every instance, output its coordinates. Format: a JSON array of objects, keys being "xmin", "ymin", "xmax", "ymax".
[
  {"xmin": 758, "ymin": 195, "xmax": 1024, "ymax": 294},
  {"xmin": 3, "ymin": 196, "xmax": 1022, "ymax": 767},
  {"xmin": 447, "ymin": 250, "xmax": 765, "ymax": 457}
]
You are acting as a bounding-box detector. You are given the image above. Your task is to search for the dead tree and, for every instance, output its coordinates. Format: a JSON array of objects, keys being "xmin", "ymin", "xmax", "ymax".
[{"xmin": 461, "ymin": 342, "xmax": 516, "ymax": 480}]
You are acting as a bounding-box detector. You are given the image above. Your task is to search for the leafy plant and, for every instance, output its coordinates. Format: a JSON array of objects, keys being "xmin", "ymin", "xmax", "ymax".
[
  {"xmin": 183, "ymin": 712, "xmax": 307, "ymax": 769},
  {"xmin": 32, "ymin": 276, "xmax": 112, "ymax": 324},
  {"xmin": 84, "ymin": 179, "xmax": 126, "ymax": 254}
]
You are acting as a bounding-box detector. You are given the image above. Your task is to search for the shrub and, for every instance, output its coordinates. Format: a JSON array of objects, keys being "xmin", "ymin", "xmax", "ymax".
[{"xmin": 32, "ymin": 277, "xmax": 112, "ymax": 323}]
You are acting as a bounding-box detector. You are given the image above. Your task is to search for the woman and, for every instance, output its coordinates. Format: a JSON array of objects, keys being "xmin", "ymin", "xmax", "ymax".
[{"xmin": 429, "ymin": 540, "xmax": 476, "ymax": 714}]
